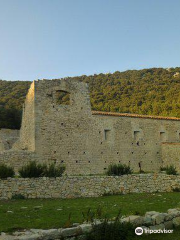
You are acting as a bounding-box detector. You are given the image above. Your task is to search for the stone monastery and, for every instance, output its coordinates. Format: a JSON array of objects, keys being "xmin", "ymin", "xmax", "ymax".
[{"xmin": 0, "ymin": 79, "xmax": 180, "ymax": 175}]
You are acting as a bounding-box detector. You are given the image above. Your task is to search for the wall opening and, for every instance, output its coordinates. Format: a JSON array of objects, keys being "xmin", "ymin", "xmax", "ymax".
[
  {"xmin": 160, "ymin": 131, "xmax": 166, "ymax": 142},
  {"xmin": 134, "ymin": 131, "xmax": 141, "ymax": 141},
  {"xmin": 104, "ymin": 129, "xmax": 111, "ymax": 140},
  {"xmin": 54, "ymin": 90, "xmax": 70, "ymax": 105}
]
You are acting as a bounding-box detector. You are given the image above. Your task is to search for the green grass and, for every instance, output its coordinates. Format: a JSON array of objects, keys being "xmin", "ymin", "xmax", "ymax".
[{"xmin": 1, "ymin": 192, "xmax": 180, "ymax": 233}]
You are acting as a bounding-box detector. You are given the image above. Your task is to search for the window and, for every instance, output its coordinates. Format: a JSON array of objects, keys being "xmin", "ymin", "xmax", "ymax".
[
  {"xmin": 160, "ymin": 131, "xmax": 166, "ymax": 142},
  {"xmin": 134, "ymin": 131, "xmax": 141, "ymax": 141},
  {"xmin": 54, "ymin": 90, "xmax": 70, "ymax": 105},
  {"xmin": 104, "ymin": 129, "xmax": 111, "ymax": 140}
]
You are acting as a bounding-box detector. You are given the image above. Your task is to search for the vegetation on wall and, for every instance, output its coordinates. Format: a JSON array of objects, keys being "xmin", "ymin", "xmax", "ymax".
[
  {"xmin": 18, "ymin": 161, "xmax": 65, "ymax": 178},
  {"xmin": 107, "ymin": 164, "xmax": 133, "ymax": 176},
  {"xmin": 0, "ymin": 164, "xmax": 15, "ymax": 179},
  {"xmin": 161, "ymin": 165, "xmax": 178, "ymax": 175},
  {"xmin": 1, "ymin": 67, "xmax": 180, "ymax": 129}
]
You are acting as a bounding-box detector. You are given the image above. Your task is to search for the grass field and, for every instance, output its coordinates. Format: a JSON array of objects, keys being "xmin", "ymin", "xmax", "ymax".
[{"xmin": 1, "ymin": 192, "xmax": 180, "ymax": 234}]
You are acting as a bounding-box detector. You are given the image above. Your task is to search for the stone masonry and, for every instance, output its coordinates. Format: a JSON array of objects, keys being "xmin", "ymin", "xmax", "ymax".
[
  {"xmin": 0, "ymin": 79, "xmax": 180, "ymax": 174},
  {"xmin": 0, "ymin": 174, "xmax": 180, "ymax": 200}
]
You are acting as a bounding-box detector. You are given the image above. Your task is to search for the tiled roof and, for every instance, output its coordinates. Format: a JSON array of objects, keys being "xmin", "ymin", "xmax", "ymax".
[{"xmin": 92, "ymin": 111, "xmax": 180, "ymax": 121}]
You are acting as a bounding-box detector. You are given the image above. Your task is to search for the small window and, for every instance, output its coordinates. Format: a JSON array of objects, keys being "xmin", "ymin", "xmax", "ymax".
[
  {"xmin": 104, "ymin": 129, "xmax": 111, "ymax": 140},
  {"xmin": 160, "ymin": 132, "xmax": 166, "ymax": 142},
  {"xmin": 55, "ymin": 90, "xmax": 70, "ymax": 105},
  {"xmin": 134, "ymin": 131, "xmax": 141, "ymax": 141}
]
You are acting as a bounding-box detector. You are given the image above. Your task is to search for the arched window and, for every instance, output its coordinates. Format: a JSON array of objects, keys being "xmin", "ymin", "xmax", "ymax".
[{"xmin": 54, "ymin": 90, "xmax": 70, "ymax": 105}]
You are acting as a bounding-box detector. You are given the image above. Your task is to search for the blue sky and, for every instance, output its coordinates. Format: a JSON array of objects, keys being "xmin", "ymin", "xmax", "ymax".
[{"xmin": 0, "ymin": 0, "xmax": 180, "ymax": 81}]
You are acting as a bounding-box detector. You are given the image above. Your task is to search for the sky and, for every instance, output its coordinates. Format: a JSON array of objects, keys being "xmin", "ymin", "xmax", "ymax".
[{"xmin": 0, "ymin": 0, "xmax": 180, "ymax": 81}]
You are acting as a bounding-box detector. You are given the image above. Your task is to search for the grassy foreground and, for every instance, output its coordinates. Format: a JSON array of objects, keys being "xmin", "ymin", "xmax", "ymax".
[{"xmin": 1, "ymin": 192, "xmax": 180, "ymax": 235}]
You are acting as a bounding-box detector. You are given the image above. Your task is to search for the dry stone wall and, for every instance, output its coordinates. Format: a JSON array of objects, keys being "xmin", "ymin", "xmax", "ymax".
[{"xmin": 0, "ymin": 174, "xmax": 180, "ymax": 200}]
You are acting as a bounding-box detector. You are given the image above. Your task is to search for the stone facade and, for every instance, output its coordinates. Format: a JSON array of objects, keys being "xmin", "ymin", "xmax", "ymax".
[
  {"xmin": 0, "ymin": 129, "xmax": 19, "ymax": 151},
  {"xmin": 162, "ymin": 143, "xmax": 180, "ymax": 172},
  {"xmin": 1, "ymin": 79, "xmax": 180, "ymax": 174},
  {"xmin": 0, "ymin": 174, "xmax": 180, "ymax": 200}
]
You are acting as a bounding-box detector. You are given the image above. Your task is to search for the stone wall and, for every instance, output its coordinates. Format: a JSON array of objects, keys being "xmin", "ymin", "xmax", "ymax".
[
  {"xmin": 0, "ymin": 174, "xmax": 180, "ymax": 200},
  {"xmin": 162, "ymin": 143, "xmax": 180, "ymax": 172},
  {"xmin": 0, "ymin": 129, "xmax": 19, "ymax": 151},
  {"xmin": 32, "ymin": 79, "xmax": 180, "ymax": 174},
  {"xmin": 0, "ymin": 151, "xmax": 45, "ymax": 173},
  {"xmin": 14, "ymin": 81, "xmax": 35, "ymax": 151},
  {"xmin": 1, "ymin": 79, "xmax": 180, "ymax": 175}
]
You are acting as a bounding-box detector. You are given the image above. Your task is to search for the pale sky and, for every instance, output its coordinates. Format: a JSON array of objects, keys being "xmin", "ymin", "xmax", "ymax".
[{"xmin": 0, "ymin": 0, "xmax": 180, "ymax": 80}]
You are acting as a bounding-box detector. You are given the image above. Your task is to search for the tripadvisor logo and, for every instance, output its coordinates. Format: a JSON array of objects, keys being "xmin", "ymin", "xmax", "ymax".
[
  {"xmin": 135, "ymin": 227, "xmax": 143, "ymax": 235},
  {"xmin": 135, "ymin": 227, "xmax": 173, "ymax": 235}
]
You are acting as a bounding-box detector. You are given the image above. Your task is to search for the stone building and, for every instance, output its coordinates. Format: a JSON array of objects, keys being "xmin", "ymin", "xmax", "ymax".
[{"xmin": 0, "ymin": 79, "xmax": 180, "ymax": 175}]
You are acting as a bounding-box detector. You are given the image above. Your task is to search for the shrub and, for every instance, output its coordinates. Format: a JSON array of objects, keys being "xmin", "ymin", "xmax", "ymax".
[
  {"xmin": 107, "ymin": 164, "xmax": 132, "ymax": 176},
  {"xmin": 86, "ymin": 220, "xmax": 135, "ymax": 240},
  {"xmin": 165, "ymin": 165, "xmax": 177, "ymax": 175},
  {"xmin": 12, "ymin": 193, "xmax": 25, "ymax": 199},
  {"xmin": 19, "ymin": 161, "xmax": 65, "ymax": 178},
  {"xmin": 19, "ymin": 161, "xmax": 47, "ymax": 178},
  {"xmin": 82, "ymin": 207, "xmax": 103, "ymax": 223},
  {"xmin": 45, "ymin": 163, "xmax": 65, "ymax": 177},
  {"xmin": 172, "ymin": 187, "xmax": 180, "ymax": 192},
  {"xmin": 160, "ymin": 166, "xmax": 167, "ymax": 171},
  {"xmin": 0, "ymin": 164, "xmax": 15, "ymax": 179}
]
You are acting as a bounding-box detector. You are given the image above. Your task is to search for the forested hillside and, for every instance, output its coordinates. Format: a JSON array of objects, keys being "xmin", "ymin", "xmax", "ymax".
[{"xmin": 1, "ymin": 67, "xmax": 180, "ymax": 129}]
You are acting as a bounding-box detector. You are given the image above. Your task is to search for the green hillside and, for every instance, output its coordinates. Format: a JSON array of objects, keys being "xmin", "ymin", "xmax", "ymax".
[{"xmin": 1, "ymin": 67, "xmax": 180, "ymax": 129}]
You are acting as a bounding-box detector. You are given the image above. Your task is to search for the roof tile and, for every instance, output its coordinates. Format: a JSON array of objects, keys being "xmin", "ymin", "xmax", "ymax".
[{"xmin": 92, "ymin": 111, "xmax": 180, "ymax": 121}]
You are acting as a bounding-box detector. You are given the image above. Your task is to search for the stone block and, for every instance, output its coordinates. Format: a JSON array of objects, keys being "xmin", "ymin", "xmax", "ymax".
[
  {"xmin": 173, "ymin": 217, "xmax": 180, "ymax": 227},
  {"xmin": 164, "ymin": 221, "xmax": 173, "ymax": 229},
  {"xmin": 151, "ymin": 213, "xmax": 167, "ymax": 225},
  {"xmin": 121, "ymin": 215, "xmax": 144, "ymax": 226},
  {"xmin": 61, "ymin": 227, "xmax": 82, "ymax": 237},
  {"xmin": 79, "ymin": 224, "xmax": 92, "ymax": 233},
  {"xmin": 149, "ymin": 224, "xmax": 165, "ymax": 230}
]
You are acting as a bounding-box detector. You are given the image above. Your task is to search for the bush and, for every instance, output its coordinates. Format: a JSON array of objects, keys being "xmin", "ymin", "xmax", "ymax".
[
  {"xmin": 172, "ymin": 187, "xmax": 180, "ymax": 192},
  {"xmin": 45, "ymin": 163, "xmax": 65, "ymax": 177},
  {"xmin": 0, "ymin": 164, "xmax": 15, "ymax": 179},
  {"xmin": 19, "ymin": 161, "xmax": 65, "ymax": 178},
  {"xmin": 86, "ymin": 220, "xmax": 135, "ymax": 240},
  {"xmin": 165, "ymin": 165, "xmax": 177, "ymax": 175},
  {"xmin": 160, "ymin": 166, "xmax": 167, "ymax": 171},
  {"xmin": 19, "ymin": 161, "xmax": 47, "ymax": 178},
  {"xmin": 12, "ymin": 193, "xmax": 25, "ymax": 199},
  {"xmin": 107, "ymin": 164, "xmax": 132, "ymax": 176},
  {"xmin": 82, "ymin": 207, "xmax": 103, "ymax": 223}
]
